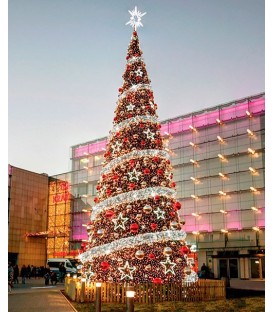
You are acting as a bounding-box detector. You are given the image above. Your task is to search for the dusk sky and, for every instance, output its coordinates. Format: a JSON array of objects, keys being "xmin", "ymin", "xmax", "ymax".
[{"xmin": 8, "ymin": 0, "xmax": 265, "ymax": 176}]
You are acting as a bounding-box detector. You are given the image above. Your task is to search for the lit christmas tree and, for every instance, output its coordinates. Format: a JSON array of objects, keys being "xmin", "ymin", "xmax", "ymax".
[{"xmin": 80, "ymin": 7, "xmax": 198, "ymax": 285}]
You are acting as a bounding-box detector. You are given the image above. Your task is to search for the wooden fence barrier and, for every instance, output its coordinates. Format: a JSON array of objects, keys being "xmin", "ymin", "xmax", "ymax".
[{"xmin": 65, "ymin": 277, "xmax": 226, "ymax": 304}]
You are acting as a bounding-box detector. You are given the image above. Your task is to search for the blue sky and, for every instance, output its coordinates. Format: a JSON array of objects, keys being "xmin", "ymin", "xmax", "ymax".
[{"xmin": 8, "ymin": 0, "xmax": 265, "ymax": 176}]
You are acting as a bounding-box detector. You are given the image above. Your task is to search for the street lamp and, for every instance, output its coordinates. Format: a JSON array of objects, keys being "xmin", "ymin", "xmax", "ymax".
[
  {"xmin": 126, "ymin": 285, "xmax": 135, "ymax": 312},
  {"xmin": 95, "ymin": 282, "xmax": 102, "ymax": 312}
]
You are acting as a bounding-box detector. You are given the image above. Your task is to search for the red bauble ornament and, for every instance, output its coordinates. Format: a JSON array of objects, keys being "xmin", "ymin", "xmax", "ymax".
[
  {"xmin": 157, "ymin": 169, "xmax": 163, "ymax": 176},
  {"xmin": 153, "ymin": 156, "xmax": 159, "ymax": 163},
  {"xmin": 113, "ymin": 174, "xmax": 119, "ymax": 181},
  {"xmin": 157, "ymin": 124, "xmax": 161, "ymax": 129},
  {"xmin": 128, "ymin": 114, "xmax": 132, "ymax": 118},
  {"xmin": 141, "ymin": 140, "xmax": 146, "ymax": 146},
  {"xmin": 139, "ymin": 123, "xmax": 144, "ymax": 128},
  {"xmin": 148, "ymin": 253, "xmax": 155, "ymax": 260},
  {"xmin": 94, "ymin": 197, "xmax": 99, "ymax": 203},
  {"xmin": 171, "ymin": 182, "xmax": 176, "ymax": 188},
  {"xmin": 173, "ymin": 202, "xmax": 182, "ymax": 210},
  {"xmin": 151, "ymin": 223, "xmax": 157, "ymax": 231},
  {"xmin": 106, "ymin": 189, "xmax": 112, "ymax": 196},
  {"xmin": 129, "ymin": 159, "xmax": 135, "ymax": 166},
  {"xmin": 118, "ymin": 87, "xmax": 123, "ymax": 92},
  {"xmin": 130, "ymin": 223, "xmax": 139, "ymax": 233},
  {"xmin": 152, "ymin": 277, "xmax": 163, "ymax": 284},
  {"xmin": 133, "ymin": 31, "xmax": 137, "ymax": 36},
  {"xmin": 180, "ymin": 246, "xmax": 189, "ymax": 255},
  {"xmin": 96, "ymin": 185, "xmax": 101, "ymax": 190},
  {"xmin": 143, "ymin": 168, "xmax": 150, "ymax": 175},
  {"xmin": 105, "ymin": 210, "xmax": 114, "ymax": 218},
  {"xmin": 124, "ymin": 137, "xmax": 129, "ymax": 143},
  {"xmin": 126, "ymin": 55, "xmax": 129, "ymax": 60},
  {"xmin": 102, "ymin": 174, "xmax": 106, "ymax": 180},
  {"xmin": 154, "ymin": 195, "xmax": 160, "ymax": 201},
  {"xmin": 101, "ymin": 261, "xmax": 110, "ymax": 271},
  {"xmin": 170, "ymin": 211, "xmax": 176, "ymax": 217},
  {"xmin": 129, "ymin": 183, "xmax": 135, "ymax": 190}
]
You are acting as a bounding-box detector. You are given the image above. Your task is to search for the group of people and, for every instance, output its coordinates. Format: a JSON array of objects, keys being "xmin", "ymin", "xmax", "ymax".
[
  {"xmin": 8, "ymin": 261, "xmax": 68, "ymax": 291},
  {"xmin": 43, "ymin": 262, "xmax": 67, "ymax": 286}
]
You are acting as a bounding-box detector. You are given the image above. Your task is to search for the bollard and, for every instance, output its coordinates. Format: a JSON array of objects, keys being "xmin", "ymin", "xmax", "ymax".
[
  {"xmin": 80, "ymin": 278, "xmax": 86, "ymax": 302},
  {"xmin": 95, "ymin": 282, "xmax": 102, "ymax": 312},
  {"xmin": 126, "ymin": 285, "xmax": 135, "ymax": 312}
]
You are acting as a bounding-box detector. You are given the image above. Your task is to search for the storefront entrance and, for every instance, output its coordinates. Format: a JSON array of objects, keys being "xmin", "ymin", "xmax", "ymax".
[{"xmin": 219, "ymin": 258, "xmax": 238, "ymax": 278}]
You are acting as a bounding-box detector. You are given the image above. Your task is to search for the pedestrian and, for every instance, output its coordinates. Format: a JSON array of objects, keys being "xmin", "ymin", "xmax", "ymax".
[
  {"xmin": 44, "ymin": 272, "xmax": 50, "ymax": 286},
  {"xmin": 201, "ymin": 263, "xmax": 209, "ymax": 278},
  {"xmin": 13, "ymin": 264, "xmax": 19, "ymax": 284},
  {"xmin": 59, "ymin": 263, "xmax": 65, "ymax": 283},
  {"xmin": 8, "ymin": 262, "xmax": 14, "ymax": 292},
  {"xmin": 50, "ymin": 271, "xmax": 58, "ymax": 285},
  {"xmin": 20, "ymin": 264, "xmax": 27, "ymax": 284},
  {"xmin": 27, "ymin": 265, "xmax": 31, "ymax": 279}
]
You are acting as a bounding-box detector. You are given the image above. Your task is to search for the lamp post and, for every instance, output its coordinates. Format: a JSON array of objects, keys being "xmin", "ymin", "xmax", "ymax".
[
  {"xmin": 80, "ymin": 278, "xmax": 86, "ymax": 303},
  {"xmin": 95, "ymin": 282, "xmax": 102, "ymax": 312},
  {"xmin": 126, "ymin": 285, "xmax": 135, "ymax": 312}
]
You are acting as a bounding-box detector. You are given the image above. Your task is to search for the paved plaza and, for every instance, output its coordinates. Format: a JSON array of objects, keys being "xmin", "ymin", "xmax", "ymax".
[{"xmin": 8, "ymin": 278, "xmax": 76, "ymax": 312}]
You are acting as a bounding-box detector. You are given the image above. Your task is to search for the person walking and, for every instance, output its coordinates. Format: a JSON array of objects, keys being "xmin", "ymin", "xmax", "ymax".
[
  {"xmin": 59, "ymin": 263, "xmax": 65, "ymax": 283},
  {"xmin": 8, "ymin": 262, "xmax": 14, "ymax": 292},
  {"xmin": 20, "ymin": 264, "xmax": 27, "ymax": 284},
  {"xmin": 50, "ymin": 271, "xmax": 58, "ymax": 285},
  {"xmin": 13, "ymin": 264, "xmax": 19, "ymax": 284}
]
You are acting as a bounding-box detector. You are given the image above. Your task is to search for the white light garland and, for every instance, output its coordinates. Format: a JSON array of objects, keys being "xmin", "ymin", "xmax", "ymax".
[
  {"xmin": 109, "ymin": 115, "xmax": 158, "ymax": 140},
  {"xmin": 91, "ymin": 186, "xmax": 176, "ymax": 220},
  {"xmin": 183, "ymin": 270, "xmax": 199, "ymax": 283},
  {"xmin": 127, "ymin": 56, "xmax": 144, "ymax": 65},
  {"xmin": 79, "ymin": 230, "xmax": 186, "ymax": 263},
  {"xmin": 101, "ymin": 149, "xmax": 170, "ymax": 175},
  {"xmin": 118, "ymin": 84, "xmax": 151, "ymax": 101}
]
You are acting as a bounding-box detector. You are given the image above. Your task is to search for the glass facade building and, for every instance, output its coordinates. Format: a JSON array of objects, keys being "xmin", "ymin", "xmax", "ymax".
[{"xmin": 65, "ymin": 92, "xmax": 265, "ymax": 280}]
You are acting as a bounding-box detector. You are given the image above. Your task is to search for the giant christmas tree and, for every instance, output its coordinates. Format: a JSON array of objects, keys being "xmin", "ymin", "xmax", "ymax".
[{"xmin": 80, "ymin": 7, "xmax": 197, "ymax": 285}]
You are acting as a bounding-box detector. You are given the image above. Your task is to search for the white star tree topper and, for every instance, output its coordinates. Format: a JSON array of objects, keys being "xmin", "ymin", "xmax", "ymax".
[{"xmin": 126, "ymin": 6, "xmax": 147, "ymax": 30}]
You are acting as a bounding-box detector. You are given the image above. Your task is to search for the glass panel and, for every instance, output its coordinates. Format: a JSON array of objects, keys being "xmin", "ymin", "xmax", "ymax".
[
  {"xmin": 251, "ymin": 258, "xmax": 260, "ymax": 278},
  {"xmin": 219, "ymin": 259, "xmax": 228, "ymax": 277},
  {"xmin": 229, "ymin": 259, "xmax": 238, "ymax": 278}
]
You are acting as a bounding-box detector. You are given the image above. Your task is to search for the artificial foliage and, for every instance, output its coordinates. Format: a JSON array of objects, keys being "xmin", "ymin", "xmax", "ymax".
[{"xmin": 80, "ymin": 8, "xmax": 197, "ymax": 285}]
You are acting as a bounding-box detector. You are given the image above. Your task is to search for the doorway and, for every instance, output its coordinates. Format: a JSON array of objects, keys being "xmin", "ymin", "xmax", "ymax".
[{"xmin": 219, "ymin": 258, "xmax": 238, "ymax": 278}]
